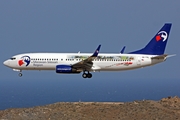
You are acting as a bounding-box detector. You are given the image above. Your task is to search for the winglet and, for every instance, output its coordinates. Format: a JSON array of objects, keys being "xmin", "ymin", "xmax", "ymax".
[
  {"xmin": 92, "ymin": 45, "xmax": 101, "ymax": 57},
  {"xmin": 120, "ymin": 46, "xmax": 126, "ymax": 54}
]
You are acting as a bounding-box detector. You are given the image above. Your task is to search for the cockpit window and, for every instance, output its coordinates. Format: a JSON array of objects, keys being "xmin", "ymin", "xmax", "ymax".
[{"xmin": 10, "ymin": 57, "xmax": 16, "ymax": 60}]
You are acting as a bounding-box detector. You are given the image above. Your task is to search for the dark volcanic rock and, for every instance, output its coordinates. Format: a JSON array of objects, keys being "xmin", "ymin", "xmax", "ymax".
[{"xmin": 1, "ymin": 96, "xmax": 180, "ymax": 120}]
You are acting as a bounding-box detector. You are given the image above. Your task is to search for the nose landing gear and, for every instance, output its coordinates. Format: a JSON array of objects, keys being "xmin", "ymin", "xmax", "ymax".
[
  {"xmin": 18, "ymin": 70, "xmax": 22, "ymax": 77},
  {"xmin": 18, "ymin": 73, "xmax": 22, "ymax": 77}
]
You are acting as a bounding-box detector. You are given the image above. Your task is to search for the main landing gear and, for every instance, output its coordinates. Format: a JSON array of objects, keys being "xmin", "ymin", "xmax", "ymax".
[{"xmin": 82, "ymin": 71, "xmax": 92, "ymax": 78}]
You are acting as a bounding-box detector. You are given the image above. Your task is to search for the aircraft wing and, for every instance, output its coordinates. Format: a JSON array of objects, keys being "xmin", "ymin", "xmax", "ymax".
[{"xmin": 71, "ymin": 45, "xmax": 101, "ymax": 71}]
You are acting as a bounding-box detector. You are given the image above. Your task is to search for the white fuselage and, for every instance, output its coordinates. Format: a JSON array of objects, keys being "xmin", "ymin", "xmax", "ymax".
[{"xmin": 3, "ymin": 53, "xmax": 164, "ymax": 72}]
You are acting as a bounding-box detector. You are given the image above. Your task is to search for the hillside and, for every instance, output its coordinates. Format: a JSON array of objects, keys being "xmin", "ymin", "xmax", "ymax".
[{"xmin": 0, "ymin": 96, "xmax": 180, "ymax": 120}]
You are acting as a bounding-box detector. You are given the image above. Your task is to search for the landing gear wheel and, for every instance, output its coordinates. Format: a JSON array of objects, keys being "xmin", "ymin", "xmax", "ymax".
[
  {"xmin": 82, "ymin": 73, "xmax": 87, "ymax": 78},
  {"xmin": 82, "ymin": 71, "xmax": 92, "ymax": 78},
  {"xmin": 87, "ymin": 73, "xmax": 92, "ymax": 78},
  {"xmin": 19, "ymin": 73, "xmax": 22, "ymax": 77}
]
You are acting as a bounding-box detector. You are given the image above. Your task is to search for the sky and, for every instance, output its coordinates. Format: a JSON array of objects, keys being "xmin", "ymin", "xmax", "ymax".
[{"xmin": 0, "ymin": 1, "xmax": 179, "ymax": 81}]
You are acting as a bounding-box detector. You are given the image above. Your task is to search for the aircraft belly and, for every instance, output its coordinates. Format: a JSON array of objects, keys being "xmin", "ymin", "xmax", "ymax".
[
  {"xmin": 96, "ymin": 61, "xmax": 138, "ymax": 71},
  {"xmin": 15, "ymin": 63, "xmax": 56, "ymax": 70},
  {"xmin": 140, "ymin": 58, "xmax": 152, "ymax": 67},
  {"xmin": 31, "ymin": 63, "xmax": 56, "ymax": 70},
  {"xmin": 151, "ymin": 59, "xmax": 164, "ymax": 65}
]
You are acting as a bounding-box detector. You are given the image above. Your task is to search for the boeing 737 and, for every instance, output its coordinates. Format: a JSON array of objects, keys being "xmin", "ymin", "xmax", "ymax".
[{"xmin": 3, "ymin": 23, "xmax": 173, "ymax": 78}]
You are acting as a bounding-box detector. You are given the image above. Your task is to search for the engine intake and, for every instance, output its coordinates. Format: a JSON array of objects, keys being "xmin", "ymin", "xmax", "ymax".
[{"xmin": 56, "ymin": 65, "xmax": 80, "ymax": 74}]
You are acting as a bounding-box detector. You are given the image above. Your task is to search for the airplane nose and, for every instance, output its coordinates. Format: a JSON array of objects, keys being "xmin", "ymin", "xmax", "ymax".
[{"xmin": 3, "ymin": 60, "xmax": 9, "ymax": 66}]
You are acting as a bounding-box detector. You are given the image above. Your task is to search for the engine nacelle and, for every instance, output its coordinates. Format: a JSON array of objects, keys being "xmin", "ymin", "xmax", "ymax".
[{"xmin": 56, "ymin": 65, "xmax": 80, "ymax": 74}]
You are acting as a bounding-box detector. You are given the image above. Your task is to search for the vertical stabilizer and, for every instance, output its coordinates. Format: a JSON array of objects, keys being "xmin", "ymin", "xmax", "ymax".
[{"xmin": 129, "ymin": 23, "xmax": 172, "ymax": 55}]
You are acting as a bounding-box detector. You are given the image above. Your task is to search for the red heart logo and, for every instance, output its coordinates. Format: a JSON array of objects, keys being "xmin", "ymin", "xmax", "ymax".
[
  {"xmin": 156, "ymin": 35, "xmax": 161, "ymax": 41},
  {"xmin": 18, "ymin": 60, "xmax": 24, "ymax": 66}
]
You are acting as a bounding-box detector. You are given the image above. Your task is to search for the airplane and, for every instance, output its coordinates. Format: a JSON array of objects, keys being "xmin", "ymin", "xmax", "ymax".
[{"xmin": 3, "ymin": 23, "xmax": 174, "ymax": 78}]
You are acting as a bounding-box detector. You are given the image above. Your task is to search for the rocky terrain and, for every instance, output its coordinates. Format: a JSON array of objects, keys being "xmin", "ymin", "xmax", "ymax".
[{"xmin": 1, "ymin": 96, "xmax": 180, "ymax": 120}]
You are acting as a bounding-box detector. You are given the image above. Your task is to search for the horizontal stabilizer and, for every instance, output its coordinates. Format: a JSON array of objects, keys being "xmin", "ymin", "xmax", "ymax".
[
  {"xmin": 151, "ymin": 54, "xmax": 176, "ymax": 60},
  {"xmin": 151, "ymin": 54, "xmax": 168, "ymax": 59},
  {"xmin": 166, "ymin": 54, "xmax": 176, "ymax": 58}
]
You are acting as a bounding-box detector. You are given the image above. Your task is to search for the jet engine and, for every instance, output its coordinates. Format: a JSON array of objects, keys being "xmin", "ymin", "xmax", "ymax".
[{"xmin": 56, "ymin": 65, "xmax": 80, "ymax": 73}]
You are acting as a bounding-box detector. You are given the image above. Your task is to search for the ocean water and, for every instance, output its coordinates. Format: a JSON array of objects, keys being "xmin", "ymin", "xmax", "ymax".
[{"xmin": 0, "ymin": 78, "xmax": 180, "ymax": 110}]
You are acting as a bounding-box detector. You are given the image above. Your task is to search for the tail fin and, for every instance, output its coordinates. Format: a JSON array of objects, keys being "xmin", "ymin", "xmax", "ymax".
[{"xmin": 129, "ymin": 23, "xmax": 172, "ymax": 55}]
